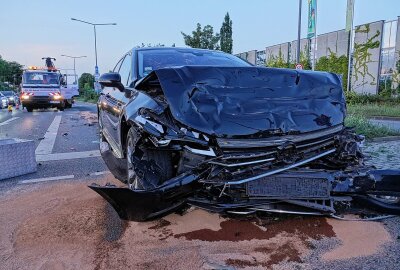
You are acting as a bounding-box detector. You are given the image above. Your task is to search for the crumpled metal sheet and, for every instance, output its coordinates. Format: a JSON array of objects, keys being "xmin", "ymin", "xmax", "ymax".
[{"xmin": 151, "ymin": 66, "xmax": 346, "ymax": 137}]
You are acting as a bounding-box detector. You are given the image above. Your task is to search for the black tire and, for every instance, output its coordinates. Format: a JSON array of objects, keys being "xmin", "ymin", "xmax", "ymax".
[
  {"xmin": 126, "ymin": 126, "xmax": 173, "ymax": 190},
  {"xmin": 26, "ymin": 107, "xmax": 33, "ymax": 112},
  {"xmin": 65, "ymin": 100, "xmax": 72, "ymax": 108},
  {"xmin": 58, "ymin": 105, "xmax": 65, "ymax": 111}
]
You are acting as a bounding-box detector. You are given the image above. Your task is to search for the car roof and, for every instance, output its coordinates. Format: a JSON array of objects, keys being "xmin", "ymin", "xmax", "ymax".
[{"xmin": 132, "ymin": 47, "xmax": 224, "ymax": 54}]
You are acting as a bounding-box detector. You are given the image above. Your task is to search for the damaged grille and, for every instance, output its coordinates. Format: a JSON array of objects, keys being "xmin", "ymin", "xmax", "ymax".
[
  {"xmin": 246, "ymin": 171, "xmax": 332, "ymax": 199},
  {"xmin": 203, "ymin": 126, "xmax": 343, "ymax": 184}
]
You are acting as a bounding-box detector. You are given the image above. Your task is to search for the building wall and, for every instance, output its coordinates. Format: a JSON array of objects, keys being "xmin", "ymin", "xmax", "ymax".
[
  {"xmin": 316, "ymin": 29, "xmax": 349, "ymax": 60},
  {"xmin": 290, "ymin": 39, "xmax": 309, "ymax": 64},
  {"xmin": 265, "ymin": 42, "xmax": 290, "ymax": 66},
  {"xmin": 350, "ymin": 21, "xmax": 384, "ymax": 94},
  {"xmin": 236, "ymin": 18, "xmax": 398, "ymax": 95},
  {"xmin": 393, "ymin": 17, "xmax": 400, "ymax": 89},
  {"xmin": 236, "ymin": 50, "xmax": 257, "ymax": 65}
]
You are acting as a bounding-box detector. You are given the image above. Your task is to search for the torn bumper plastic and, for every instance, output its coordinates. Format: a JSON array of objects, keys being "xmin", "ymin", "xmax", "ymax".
[
  {"xmin": 90, "ymin": 168, "xmax": 400, "ymax": 221},
  {"xmin": 89, "ymin": 173, "xmax": 199, "ymax": 221}
]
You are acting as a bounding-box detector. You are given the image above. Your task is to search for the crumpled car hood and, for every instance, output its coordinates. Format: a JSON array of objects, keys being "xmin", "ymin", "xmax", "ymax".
[{"xmin": 149, "ymin": 66, "xmax": 346, "ymax": 137}]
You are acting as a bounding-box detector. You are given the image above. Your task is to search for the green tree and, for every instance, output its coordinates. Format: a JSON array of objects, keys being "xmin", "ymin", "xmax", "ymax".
[
  {"xmin": 266, "ymin": 48, "xmax": 289, "ymax": 68},
  {"xmin": 0, "ymin": 55, "xmax": 23, "ymax": 88},
  {"xmin": 315, "ymin": 50, "xmax": 349, "ymax": 90},
  {"xmin": 181, "ymin": 23, "xmax": 220, "ymax": 50},
  {"xmin": 220, "ymin": 12, "xmax": 233, "ymax": 53},
  {"xmin": 78, "ymin": 73, "xmax": 94, "ymax": 91},
  {"xmin": 299, "ymin": 44, "xmax": 312, "ymax": 70}
]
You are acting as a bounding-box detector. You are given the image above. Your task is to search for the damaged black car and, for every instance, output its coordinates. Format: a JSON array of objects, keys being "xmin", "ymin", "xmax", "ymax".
[{"xmin": 92, "ymin": 47, "xmax": 400, "ymax": 221}]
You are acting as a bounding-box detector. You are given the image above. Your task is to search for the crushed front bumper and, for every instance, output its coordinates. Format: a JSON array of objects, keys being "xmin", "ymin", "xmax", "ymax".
[{"xmin": 90, "ymin": 168, "xmax": 400, "ymax": 221}]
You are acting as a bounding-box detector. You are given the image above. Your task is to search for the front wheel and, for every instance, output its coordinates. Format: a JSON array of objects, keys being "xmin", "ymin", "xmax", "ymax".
[
  {"xmin": 26, "ymin": 106, "xmax": 33, "ymax": 112},
  {"xmin": 126, "ymin": 126, "xmax": 173, "ymax": 190}
]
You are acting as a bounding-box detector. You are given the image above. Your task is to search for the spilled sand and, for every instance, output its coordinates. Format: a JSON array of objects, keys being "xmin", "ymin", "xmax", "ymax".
[{"xmin": 0, "ymin": 175, "xmax": 393, "ymax": 269}]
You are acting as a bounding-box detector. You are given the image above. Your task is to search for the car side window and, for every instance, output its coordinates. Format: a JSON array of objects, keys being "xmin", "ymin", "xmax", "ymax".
[{"xmin": 118, "ymin": 53, "xmax": 132, "ymax": 86}]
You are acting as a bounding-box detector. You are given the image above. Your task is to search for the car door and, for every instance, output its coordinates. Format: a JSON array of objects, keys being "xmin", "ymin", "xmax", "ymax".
[{"xmin": 101, "ymin": 52, "xmax": 133, "ymax": 153}]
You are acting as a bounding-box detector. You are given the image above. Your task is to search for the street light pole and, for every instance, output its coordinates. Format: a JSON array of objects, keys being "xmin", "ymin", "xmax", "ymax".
[
  {"xmin": 93, "ymin": 25, "xmax": 98, "ymax": 68},
  {"xmin": 296, "ymin": 0, "xmax": 302, "ymax": 64},
  {"xmin": 70, "ymin": 18, "xmax": 116, "ymax": 91}
]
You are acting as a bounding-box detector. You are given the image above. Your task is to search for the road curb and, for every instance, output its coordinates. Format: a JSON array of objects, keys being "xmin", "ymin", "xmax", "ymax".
[
  {"xmin": 369, "ymin": 116, "xmax": 400, "ymax": 121},
  {"xmin": 368, "ymin": 136, "xmax": 400, "ymax": 142}
]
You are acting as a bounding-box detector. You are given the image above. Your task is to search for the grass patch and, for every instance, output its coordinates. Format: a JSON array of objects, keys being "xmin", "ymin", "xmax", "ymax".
[
  {"xmin": 75, "ymin": 87, "xmax": 100, "ymax": 104},
  {"xmin": 347, "ymin": 104, "xmax": 400, "ymax": 118},
  {"xmin": 75, "ymin": 96, "xmax": 98, "ymax": 104},
  {"xmin": 345, "ymin": 114, "xmax": 400, "ymax": 139}
]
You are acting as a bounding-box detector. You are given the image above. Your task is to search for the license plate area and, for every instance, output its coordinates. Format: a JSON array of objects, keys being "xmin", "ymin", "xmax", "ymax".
[
  {"xmin": 49, "ymin": 101, "xmax": 60, "ymax": 104},
  {"xmin": 246, "ymin": 172, "xmax": 331, "ymax": 199}
]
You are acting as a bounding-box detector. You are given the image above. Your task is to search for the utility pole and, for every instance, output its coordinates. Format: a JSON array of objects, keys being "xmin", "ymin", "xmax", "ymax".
[
  {"xmin": 296, "ymin": 0, "xmax": 303, "ymax": 64},
  {"xmin": 71, "ymin": 18, "xmax": 116, "ymax": 91},
  {"xmin": 346, "ymin": 0, "xmax": 355, "ymax": 92}
]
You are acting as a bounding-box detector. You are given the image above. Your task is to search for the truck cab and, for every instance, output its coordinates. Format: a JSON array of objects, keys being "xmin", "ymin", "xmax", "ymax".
[{"xmin": 20, "ymin": 67, "xmax": 65, "ymax": 112}]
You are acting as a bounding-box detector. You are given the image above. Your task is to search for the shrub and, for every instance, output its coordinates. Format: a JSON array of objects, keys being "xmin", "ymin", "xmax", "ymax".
[{"xmin": 345, "ymin": 114, "xmax": 399, "ymax": 138}]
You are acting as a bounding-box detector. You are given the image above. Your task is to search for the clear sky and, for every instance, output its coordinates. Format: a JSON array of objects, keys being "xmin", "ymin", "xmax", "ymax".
[{"xmin": 0, "ymin": 0, "xmax": 399, "ymax": 76}]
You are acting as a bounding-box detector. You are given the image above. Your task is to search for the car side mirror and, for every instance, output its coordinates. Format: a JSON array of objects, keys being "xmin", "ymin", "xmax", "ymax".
[{"xmin": 99, "ymin": 72, "xmax": 125, "ymax": 92}]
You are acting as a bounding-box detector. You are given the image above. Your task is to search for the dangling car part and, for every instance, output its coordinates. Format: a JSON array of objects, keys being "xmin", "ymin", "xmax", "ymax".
[{"xmin": 92, "ymin": 47, "xmax": 400, "ymax": 221}]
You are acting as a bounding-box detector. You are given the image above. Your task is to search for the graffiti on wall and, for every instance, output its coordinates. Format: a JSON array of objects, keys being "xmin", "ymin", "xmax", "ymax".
[{"xmin": 351, "ymin": 21, "xmax": 383, "ymax": 94}]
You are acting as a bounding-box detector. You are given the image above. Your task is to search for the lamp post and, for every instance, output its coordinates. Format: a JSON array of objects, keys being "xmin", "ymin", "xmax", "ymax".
[
  {"xmin": 70, "ymin": 18, "xmax": 116, "ymax": 91},
  {"xmin": 61, "ymin": 55, "xmax": 86, "ymax": 83},
  {"xmin": 296, "ymin": 0, "xmax": 302, "ymax": 65}
]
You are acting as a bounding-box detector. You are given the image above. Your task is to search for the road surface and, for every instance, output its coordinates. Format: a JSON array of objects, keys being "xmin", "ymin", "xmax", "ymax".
[{"xmin": 0, "ymin": 101, "xmax": 108, "ymax": 191}]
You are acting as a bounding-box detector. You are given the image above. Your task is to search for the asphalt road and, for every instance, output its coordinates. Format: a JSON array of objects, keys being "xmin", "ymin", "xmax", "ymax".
[{"xmin": 0, "ymin": 101, "xmax": 108, "ymax": 192}]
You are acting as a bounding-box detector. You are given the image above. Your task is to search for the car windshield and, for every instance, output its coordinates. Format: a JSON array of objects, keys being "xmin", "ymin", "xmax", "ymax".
[
  {"xmin": 23, "ymin": 72, "xmax": 60, "ymax": 85},
  {"xmin": 137, "ymin": 49, "xmax": 251, "ymax": 78}
]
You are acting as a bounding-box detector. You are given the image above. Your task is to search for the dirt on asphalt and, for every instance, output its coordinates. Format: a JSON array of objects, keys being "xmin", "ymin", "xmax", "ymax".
[{"xmin": 0, "ymin": 175, "xmax": 394, "ymax": 270}]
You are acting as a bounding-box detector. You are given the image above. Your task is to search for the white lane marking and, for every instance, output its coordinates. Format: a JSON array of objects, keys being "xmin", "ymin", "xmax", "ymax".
[
  {"xmin": 89, "ymin": 171, "xmax": 111, "ymax": 176},
  {"xmin": 35, "ymin": 115, "xmax": 62, "ymax": 155},
  {"xmin": 0, "ymin": 117, "xmax": 20, "ymax": 126},
  {"xmin": 20, "ymin": 175, "xmax": 74, "ymax": 184},
  {"xmin": 36, "ymin": 150, "xmax": 101, "ymax": 162}
]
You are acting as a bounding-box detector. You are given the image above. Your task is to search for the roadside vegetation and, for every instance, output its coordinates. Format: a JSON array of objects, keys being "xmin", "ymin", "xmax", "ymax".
[
  {"xmin": 76, "ymin": 73, "xmax": 99, "ymax": 103},
  {"xmin": 0, "ymin": 55, "xmax": 23, "ymax": 91},
  {"xmin": 346, "ymin": 92, "xmax": 400, "ymax": 118},
  {"xmin": 344, "ymin": 114, "xmax": 399, "ymax": 139},
  {"xmin": 344, "ymin": 93, "xmax": 400, "ymax": 138},
  {"xmin": 347, "ymin": 103, "xmax": 400, "ymax": 118}
]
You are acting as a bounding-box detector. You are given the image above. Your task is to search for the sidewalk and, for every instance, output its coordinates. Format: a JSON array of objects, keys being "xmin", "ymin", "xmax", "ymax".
[{"xmin": 369, "ymin": 118, "xmax": 400, "ymax": 132}]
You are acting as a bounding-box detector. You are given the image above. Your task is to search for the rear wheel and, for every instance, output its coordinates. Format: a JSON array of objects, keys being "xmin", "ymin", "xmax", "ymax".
[
  {"xmin": 26, "ymin": 106, "xmax": 33, "ymax": 112},
  {"xmin": 126, "ymin": 126, "xmax": 173, "ymax": 190}
]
